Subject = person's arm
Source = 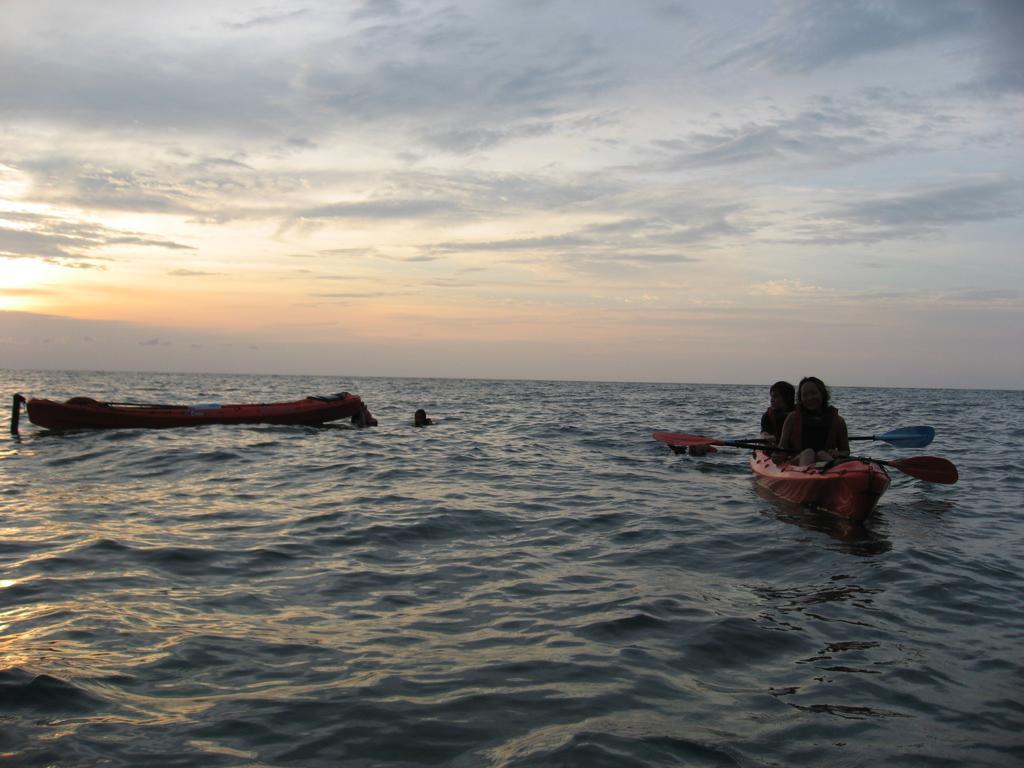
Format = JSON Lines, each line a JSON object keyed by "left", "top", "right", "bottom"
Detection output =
{"left": 836, "top": 416, "right": 849, "bottom": 456}
{"left": 773, "top": 413, "right": 796, "bottom": 463}
{"left": 778, "top": 412, "right": 795, "bottom": 452}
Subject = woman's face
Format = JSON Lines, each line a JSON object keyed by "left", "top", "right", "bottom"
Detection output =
{"left": 800, "top": 381, "right": 823, "bottom": 411}
{"left": 770, "top": 390, "right": 787, "bottom": 410}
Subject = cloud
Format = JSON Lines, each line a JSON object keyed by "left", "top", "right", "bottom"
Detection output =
{"left": 13, "top": 153, "right": 623, "bottom": 232}
{"left": 420, "top": 121, "right": 556, "bottom": 154}
{"left": 1, "top": 39, "right": 284, "bottom": 139}
{"left": 0, "top": 212, "right": 192, "bottom": 265}
{"left": 716, "top": 0, "right": 977, "bottom": 74}
{"left": 749, "top": 279, "right": 827, "bottom": 297}
{"left": 310, "top": 247, "right": 394, "bottom": 261}
{"left": 936, "top": 287, "right": 1022, "bottom": 306}
{"left": 298, "top": 198, "right": 459, "bottom": 220}
{"left": 310, "top": 291, "right": 395, "bottom": 299}
{"left": 714, "top": 1, "right": 1024, "bottom": 97}
{"left": 225, "top": 8, "right": 311, "bottom": 30}
{"left": 808, "top": 178, "right": 1024, "bottom": 244}
{"left": 305, "top": 250, "right": 442, "bottom": 266}
{"left": 742, "top": 282, "right": 1024, "bottom": 314}
{"left": 423, "top": 219, "right": 717, "bottom": 267}
{"left": 0, "top": 225, "right": 106, "bottom": 262}
{"left": 352, "top": 0, "right": 403, "bottom": 20}
{"left": 2, "top": 286, "right": 58, "bottom": 297}
{"left": 276, "top": 169, "right": 625, "bottom": 228}
{"left": 296, "top": 34, "right": 615, "bottom": 140}
{"left": 15, "top": 155, "right": 275, "bottom": 218}
{"left": 968, "top": 0, "right": 1024, "bottom": 94}
{"left": 651, "top": 1, "right": 692, "bottom": 20}
{"left": 0, "top": 0, "right": 627, "bottom": 150}
{"left": 167, "top": 269, "right": 226, "bottom": 276}
{"left": 645, "top": 91, "right": 959, "bottom": 174}
{"left": 839, "top": 178, "right": 1023, "bottom": 228}
{"left": 431, "top": 234, "right": 588, "bottom": 254}
{"left": 759, "top": 177, "right": 1024, "bottom": 247}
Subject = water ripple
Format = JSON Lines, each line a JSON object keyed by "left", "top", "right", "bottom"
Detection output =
{"left": 1, "top": 372, "right": 1021, "bottom": 766}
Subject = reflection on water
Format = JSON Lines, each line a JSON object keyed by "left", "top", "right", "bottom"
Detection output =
{"left": 787, "top": 702, "right": 911, "bottom": 719}
{"left": 753, "top": 483, "right": 892, "bottom": 556}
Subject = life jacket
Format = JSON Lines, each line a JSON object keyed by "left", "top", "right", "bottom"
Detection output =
{"left": 786, "top": 406, "right": 842, "bottom": 451}
{"left": 761, "top": 407, "right": 791, "bottom": 443}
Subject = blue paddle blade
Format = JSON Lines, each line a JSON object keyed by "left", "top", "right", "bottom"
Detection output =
{"left": 876, "top": 426, "right": 935, "bottom": 448}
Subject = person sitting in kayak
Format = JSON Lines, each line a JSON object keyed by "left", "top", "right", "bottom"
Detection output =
{"left": 760, "top": 380, "right": 795, "bottom": 444}
{"left": 414, "top": 408, "right": 433, "bottom": 427}
{"left": 688, "top": 380, "right": 795, "bottom": 457}
{"left": 778, "top": 376, "right": 849, "bottom": 465}
{"left": 692, "top": 380, "right": 794, "bottom": 456}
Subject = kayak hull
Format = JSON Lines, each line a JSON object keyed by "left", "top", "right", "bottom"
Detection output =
{"left": 25, "top": 393, "right": 375, "bottom": 431}
{"left": 750, "top": 450, "right": 890, "bottom": 522}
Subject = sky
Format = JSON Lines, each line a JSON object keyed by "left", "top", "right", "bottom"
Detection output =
{"left": 1, "top": 0, "right": 1022, "bottom": 389}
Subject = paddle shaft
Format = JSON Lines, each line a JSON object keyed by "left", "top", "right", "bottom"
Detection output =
{"left": 848, "top": 426, "right": 935, "bottom": 448}
{"left": 654, "top": 432, "right": 957, "bottom": 484}
{"left": 656, "top": 425, "right": 934, "bottom": 449}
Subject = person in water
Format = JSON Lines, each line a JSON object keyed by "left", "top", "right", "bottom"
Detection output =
{"left": 414, "top": 408, "right": 433, "bottom": 427}
{"left": 778, "top": 376, "right": 849, "bottom": 465}
{"left": 351, "top": 403, "right": 378, "bottom": 427}
{"left": 760, "top": 380, "right": 795, "bottom": 444}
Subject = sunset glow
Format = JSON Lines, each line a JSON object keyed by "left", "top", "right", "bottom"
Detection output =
{"left": 2, "top": 1, "right": 1022, "bottom": 388}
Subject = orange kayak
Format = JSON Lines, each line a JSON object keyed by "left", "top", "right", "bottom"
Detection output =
{"left": 21, "top": 392, "right": 376, "bottom": 431}
{"left": 750, "top": 450, "right": 890, "bottom": 522}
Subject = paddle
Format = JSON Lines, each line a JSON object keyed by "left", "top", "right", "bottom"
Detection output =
{"left": 864, "top": 456, "right": 959, "bottom": 484}
{"left": 848, "top": 426, "right": 934, "bottom": 448}
{"left": 653, "top": 432, "right": 769, "bottom": 451}
{"left": 653, "top": 432, "right": 959, "bottom": 484}
{"left": 655, "top": 425, "right": 935, "bottom": 449}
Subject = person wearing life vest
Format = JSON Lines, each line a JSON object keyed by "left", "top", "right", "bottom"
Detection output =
{"left": 778, "top": 376, "right": 849, "bottom": 466}
{"left": 760, "top": 380, "right": 795, "bottom": 444}
{"left": 690, "top": 380, "right": 794, "bottom": 457}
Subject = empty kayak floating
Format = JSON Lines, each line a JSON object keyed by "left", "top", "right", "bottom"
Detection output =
{"left": 750, "top": 450, "right": 890, "bottom": 522}
{"left": 12, "top": 392, "right": 377, "bottom": 432}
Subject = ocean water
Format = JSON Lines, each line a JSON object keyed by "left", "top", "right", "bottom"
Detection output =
{"left": 1, "top": 369, "right": 1022, "bottom": 767}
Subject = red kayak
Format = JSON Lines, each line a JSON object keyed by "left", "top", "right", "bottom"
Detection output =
{"left": 750, "top": 450, "right": 890, "bottom": 522}
{"left": 16, "top": 392, "right": 376, "bottom": 432}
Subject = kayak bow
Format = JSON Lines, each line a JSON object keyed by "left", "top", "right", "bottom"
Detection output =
{"left": 750, "top": 450, "right": 890, "bottom": 522}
